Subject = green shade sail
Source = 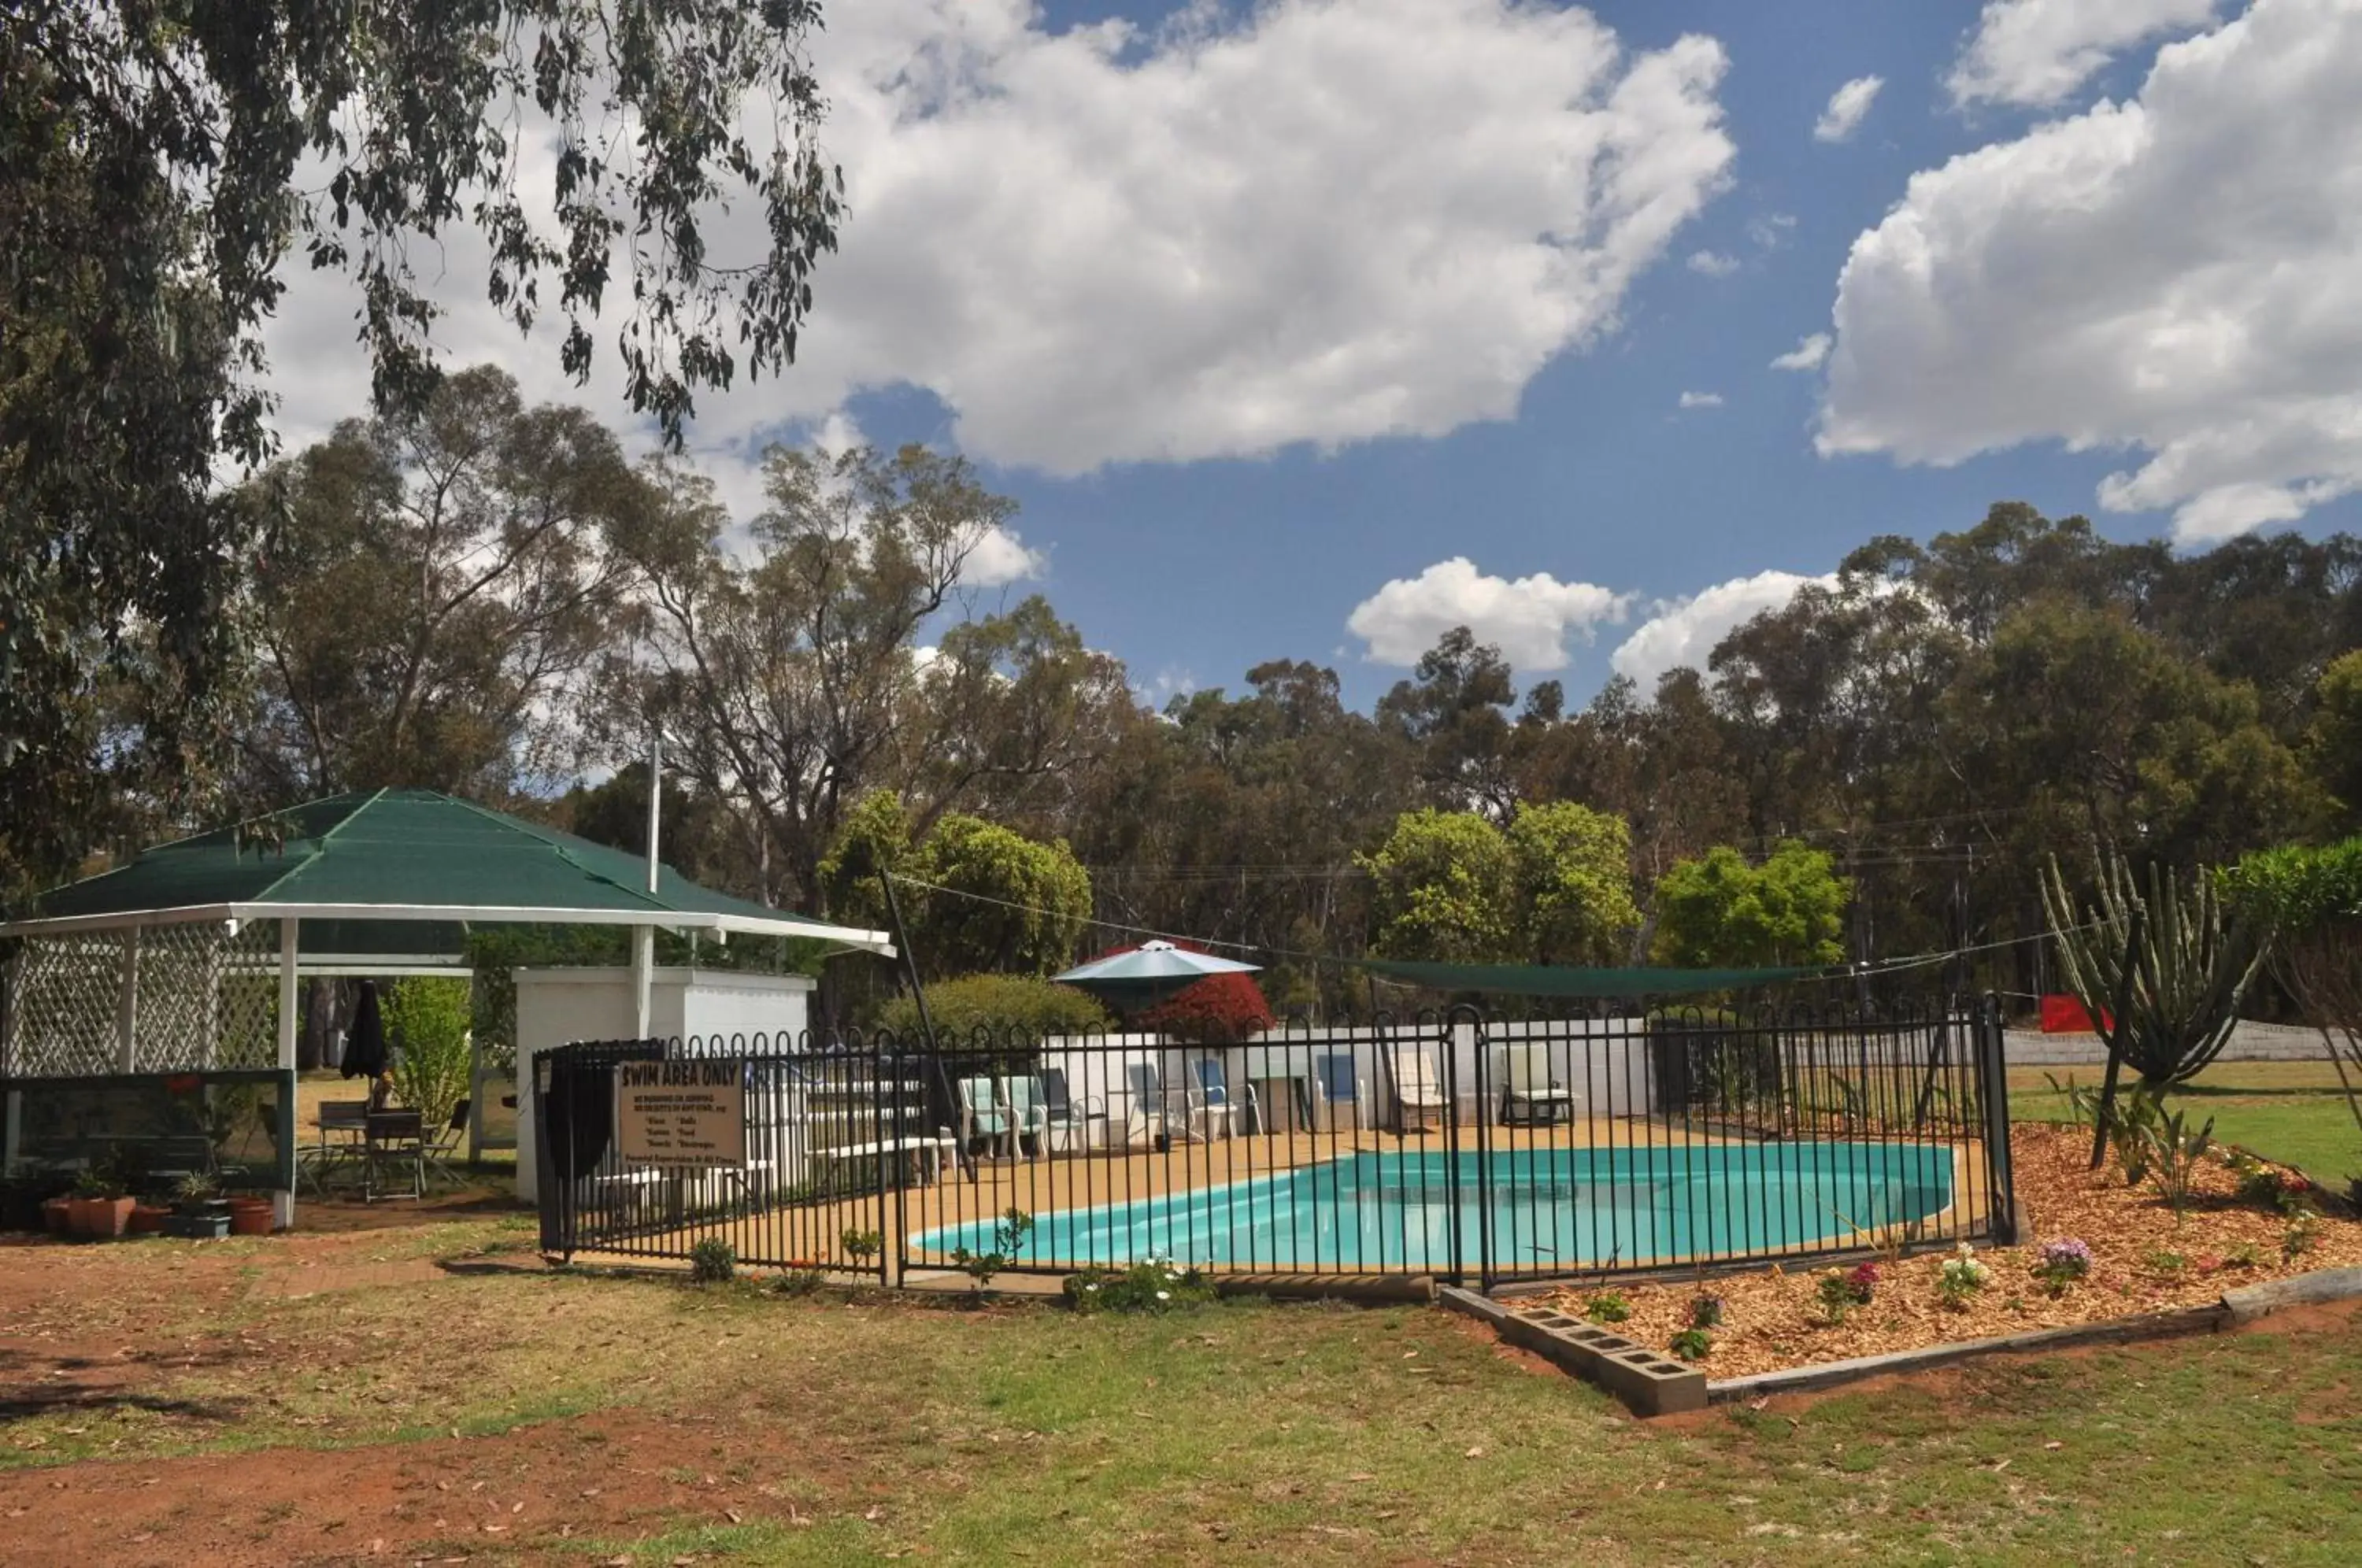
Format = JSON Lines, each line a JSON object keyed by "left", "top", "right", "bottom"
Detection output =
{"left": 1, "top": 788, "right": 893, "bottom": 954}
{"left": 1353, "top": 958, "right": 1829, "bottom": 998}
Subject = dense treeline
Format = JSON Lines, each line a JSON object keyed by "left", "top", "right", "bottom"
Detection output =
{"left": 17, "top": 368, "right": 2362, "bottom": 1019}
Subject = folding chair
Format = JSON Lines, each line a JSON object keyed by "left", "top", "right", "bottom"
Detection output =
{"left": 420, "top": 1099, "right": 470, "bottom": 1190}
{"left": 361, "top": 1110, "right": 424, "bottom": 1202}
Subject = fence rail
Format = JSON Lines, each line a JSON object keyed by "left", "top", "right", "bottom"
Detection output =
{"left": 532, "top": 998, "right": 2015, "bottom": 1290}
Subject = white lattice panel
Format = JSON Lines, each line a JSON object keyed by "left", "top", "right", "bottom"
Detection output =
{"left": 3, "top": 920, "right": 283, "bottom": 1077}
{"left": 3, "top": 935, "right": 125, "bottom": 1076}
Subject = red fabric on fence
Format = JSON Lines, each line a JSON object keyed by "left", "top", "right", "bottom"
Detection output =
{"left": 2041, "top": 994, "right": 2112, "bottom": 1034}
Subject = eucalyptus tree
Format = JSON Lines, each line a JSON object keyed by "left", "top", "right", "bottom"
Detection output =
{"left": 235, "top": 366, "right": 657, "bottom": 802}
{"left": 2, "top": 0, "right": 842, "bottom": 893}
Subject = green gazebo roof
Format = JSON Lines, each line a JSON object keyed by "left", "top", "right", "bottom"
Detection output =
{"left": 0, "top": 789, "right": 891, "bottom": 955}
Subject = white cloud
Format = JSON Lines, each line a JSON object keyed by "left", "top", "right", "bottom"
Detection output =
{"left": 1348, "top": 558, "right": 1635, "bottom": 671}
{"left": 1610, "top": 570, "right": 1833, "bottom": 686}
{"left": 1814, "top": 76, "right": 1885, "bottom": 142}
{"left": 261, "top": 0, "right": 1736, "bottom": 488}
{"left": 1677, "top": 390, "right": 1725, "bottom": 409}
{"left": 1822, "top": 0, "right": 2362, "bottom": 543}
{"left": 1748, "top": 211, "right": 1799, "bottom": 250}
{"left": 1771, "top": 332, "right": 1833, "bottom": 372}
{"left": 962, "top": 525, "right": 1049, "bottom": 587}
{"left": 1688, "top": 249, "right": 1739, "bottom": 276}
{"left": 1948, "top": 0, "right": 2218, "bottom": 109}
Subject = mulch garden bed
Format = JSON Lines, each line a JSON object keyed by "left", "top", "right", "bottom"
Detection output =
{"left": 1527, "top": 1123, "right": 2362, "bottom": 1381}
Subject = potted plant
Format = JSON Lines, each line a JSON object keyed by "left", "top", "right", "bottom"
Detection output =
{"left": 69, "top": 1167, "right": 135, "bottom": 1240}
{"left": 165, "top": 1172, "right": 232, "bottom": 1240}
{"left": 41, "top": 1186, "right": 74, "bottom": 1237}
{"left": 128, "top": 1193, "right": 171, "bottom": 1236}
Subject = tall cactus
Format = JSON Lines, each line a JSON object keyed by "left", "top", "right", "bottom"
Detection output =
{"left": 2042, "top": 852, "right": 2266, "bottom": 1087}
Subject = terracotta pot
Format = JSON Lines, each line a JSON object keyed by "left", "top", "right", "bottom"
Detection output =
{"left": 128, "top": 1204, "right": 168, "bottom": 1237}
{"left": 228, "top": 1200, "right": 275, "bottom": 1237}
{"left": 43, "top": 1196, "right": 73, "bottom": 1237}
{"left": 71, "top": 1196, "right": 135, "bottom": 1239}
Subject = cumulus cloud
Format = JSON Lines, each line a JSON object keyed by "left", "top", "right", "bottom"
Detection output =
{"left": 1688, "top": 249, "right": 1739, "bottom": 276}
{"left": 1771, "top": 333, "right": 1833, "bottom": 372}
{"left": 1347, "top": 558, "right": 1635, "bottom": 671}
{"left": 1948, "top": 0, "right": 2218, "bottom": 109}
{"left": 962, "top": 525, "right": 1049, "bottom": 587}
{"left": 1609, "top": 570, "right": 1833, "bottom": 687}
{"left": 262, "top": 0, "right": 1736, "bottom": 491}
{"left": 1814, "top": 76, "right": 1885, "bottom": 142}
{"left": 1822, "top": 0, "right": 2362, "bottom": 543}
{"left": 1677, "top": 390, "right": 1725, "bottom": 409}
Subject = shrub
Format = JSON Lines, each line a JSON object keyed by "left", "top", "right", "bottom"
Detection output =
{"left": 689, "top": 1237, "right": 735, "bottom": 1285}
{"left": 950, "top": 1207, "right": 1034, "bottom": 1294}
{"left": 384, "top": 976, "right": 474, "bottom": 1132}
{"left": 876, "top": 974, "right": 1112, "bottom": 1042}
{"left": 840, "top": 1228, "right": 883, "bottom": 1267}
{"left": 1584, "top": 1290, "right": 1631, "bottom": 1325}
{"left": 1668, "top": 1327, "right": 1713, "bottom": 1362}
{"left": 773, "top": 1267, "right": 827, "bottom": 1297}
{"left": 1937, "top": 1244, "right": 1990, "bottom": 1309}
{"left": 2231, "top": 1155, "right": 2317, "bottom": 1219}
{"left": 2032, "top": 1238, "right": 2093, "bottom": 1294}
{"left": 1687, "top": 1294, "right": 1725, "bottom": 1330}
{"left": 1064, "top": 1257, "right": 1217, "bottom": 1315}
{"left": 1123, "top": 960, "right": 1275, "bottom": 1045}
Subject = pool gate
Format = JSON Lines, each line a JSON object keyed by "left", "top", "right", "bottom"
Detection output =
{"left": 531, "top": 997, "right": 2016, "bottom": 1290}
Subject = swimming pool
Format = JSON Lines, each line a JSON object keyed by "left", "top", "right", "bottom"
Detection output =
{"left": 915, "top": 1142, "right": 1958, "bottom": 1274}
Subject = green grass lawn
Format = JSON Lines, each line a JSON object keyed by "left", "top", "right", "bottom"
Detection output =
{"left": 7, "top": 1232, "right": 2362, "bottom": 1565}
{"left": 2009, "top": 1060, "right": 2362, "bottom": 1185}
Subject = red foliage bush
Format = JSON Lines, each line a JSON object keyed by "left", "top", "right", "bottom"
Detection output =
{"left": 1094, "top": 941, "right": 1275, "bottom": 1044}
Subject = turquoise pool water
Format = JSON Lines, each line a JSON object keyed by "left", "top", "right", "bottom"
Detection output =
{"left": 916, "top": 1143, "right": 1957, "bottom": 1273}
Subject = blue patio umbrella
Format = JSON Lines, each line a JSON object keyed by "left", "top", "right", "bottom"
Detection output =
{"left": 1051, "top": 940, "right": 1263, "bottom": 1011}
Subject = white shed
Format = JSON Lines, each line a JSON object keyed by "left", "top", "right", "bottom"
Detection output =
{"left": 513, "top": 966, "right": 815, "bottom": 1203}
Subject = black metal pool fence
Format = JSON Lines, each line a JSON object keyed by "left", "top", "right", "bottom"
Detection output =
{"left": 533, "top": 997, "right": 2016, "bottom": 1291}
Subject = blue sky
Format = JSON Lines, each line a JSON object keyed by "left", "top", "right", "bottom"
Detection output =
{"left": 264, "top": 0, "right": 2362, "bottom": 712}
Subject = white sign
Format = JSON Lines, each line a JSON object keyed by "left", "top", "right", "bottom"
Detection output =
{"left": 616, "top": 1057, "right": 746, "bottom": 1167}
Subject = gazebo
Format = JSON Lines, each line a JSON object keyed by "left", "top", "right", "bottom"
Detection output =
{"left": 0, "top": 790, "right": 892, "bottom": 1225}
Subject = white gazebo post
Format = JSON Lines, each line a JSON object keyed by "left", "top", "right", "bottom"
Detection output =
{"left": 116, "top": 927, "right": 141, "bottom": 1072}
{"left": 275, "top": 918, "right": 300, "bottom": 1230}
{"left": 633, "top": 734, "right": 661, "bottom": 1040}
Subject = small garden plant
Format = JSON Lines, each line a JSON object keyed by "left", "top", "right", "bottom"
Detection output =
{"left": 1936, "top": 1244, "right": 1989, "bottom": 1309}
{"left": 950, "top": 1207, "right": 1034, "bottom": 1295}
{"left": 840, "top": 1227, "right": 883, "bottom": 1269}
{"left": 772, "top": 1267, "right": 827, "bottom": 1296}
{"left": 689, "top": 1237, "right": 735, "bottom": 1285}
{"left": 2032, "top": 1237, "right": 2093, "bottom": 1295}
{"left": 1584, "top": 1290, "right": 1631, "bottom": 1325}
{"left": 1064, "top": 1257, "right": 1216, "bottom": 1315}
{"left": 1686, "top": 1294, "right": 1724, "bottom": 1331}
{"left": 2283, "top": 1211, "right": 2321, "bottom": 1261}
{"left": 2143, "top": 1104, "right": 2216, "bottom": 1215}
{"left": 1668, "top": 1326, "right": 1712, "bottom": 1362}
{"left": 1817, "top": 1263, "right": 1877, "bottom": 1325}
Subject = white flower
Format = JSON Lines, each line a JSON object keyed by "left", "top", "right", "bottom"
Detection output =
{"left": 1156, "top": 1290, "right": 1171, "bottom": 1300}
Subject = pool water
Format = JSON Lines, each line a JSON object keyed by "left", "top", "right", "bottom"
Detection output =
{"left": 916, "top": 1142, "right": 1957, "bottom": 1273}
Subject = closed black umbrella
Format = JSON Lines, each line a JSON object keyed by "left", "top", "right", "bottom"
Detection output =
{"left": 342, "top": 980, "right": 390, "bottom": 1081}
